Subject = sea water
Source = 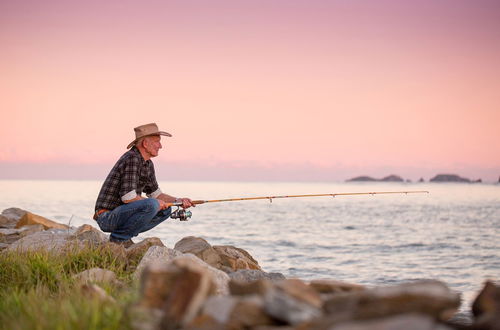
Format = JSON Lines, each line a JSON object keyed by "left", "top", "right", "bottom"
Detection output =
{"left": 1, "top": 180, "right": 499, "bottom": 315}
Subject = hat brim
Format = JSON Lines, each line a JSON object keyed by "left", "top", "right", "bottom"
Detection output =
{"left": 126, "top": 131, "right": 172, "bottom": 149}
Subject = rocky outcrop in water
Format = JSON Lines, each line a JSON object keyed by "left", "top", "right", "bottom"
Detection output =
{"left": 429, "top": 174, "right": 479, "bottom": 183}
{"left": 346, "top": 174, "right": 405, "bottom": 182}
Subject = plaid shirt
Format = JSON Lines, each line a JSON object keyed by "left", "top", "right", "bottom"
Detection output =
{"left": 95, "top": 147, "right": 160, "bottom": 211}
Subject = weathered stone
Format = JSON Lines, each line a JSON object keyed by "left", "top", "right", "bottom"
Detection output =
{"left": 0, "top": 242, "right": 9, "bottom": 250}
{"left": 127, "top": 305, "right": 164, "bottom": 330}
{"left": 171, "top": 254, "right": 230, "bottom": 296}
{"left": 16, "top": 211, "right": 68, "bottom": 230}
{"left": 186, "top": 314, "right": 224, "bottom": 330}
{"left": 1, "top": 207, "right": 27, "bottom": 227}
{"left": 73, "top": 268, "right": 119, "bottom": 286}
{"left": 160, "top": 256, "right": 217, "bottom": 329}
{"left": 229, "top": 278, "right": 273, "bottom": 296}
{"left": 309, "top": 279, "right": 365, "bottom": 294}
{"left": 228, "top": 269, "right": 286, "bottom": 283}
{"left": 200, "top": 295, "right": 239, "bottom": 324}
{"left": 228, "top": 295, "right": 276, "bottom": 329}
{"left": 0, "top": 224, "right": 45, "bottom": 244}
{"left": 6, "top": 229, "right": 80, "bottom": 254}
{"left": 331, "top": 313, "right": 452, "bottom": 330}
{"left": 174, "top": 236, "right": 222, "bottom": 269}
{"left": 0, "top": 214, "right": 16, "bottom": 228}
{"left": 471, "top": 280, "right": 500, "bottom": 330}
{"left": 138, "top": 262, "right": 175, "bottom": 309}
{"left": 212, "top": 245, "right": 261, "bottom": 272}
{"left": 73, "top": 224, "right": 107, "bottom": 245}
{"left": 126, "top": 237, "right": 165, "bottom": 265}
{"left": 323, "top": 280, "right": 461, "bottom": 323}
{"left": 134, "top": 246, "right": 183, "bottom": 278}
{"left": 80, "top": 283, "right": 115, "bottom": 303}
{"left": 264, "top": 279, "right": 323, "bottom": 325}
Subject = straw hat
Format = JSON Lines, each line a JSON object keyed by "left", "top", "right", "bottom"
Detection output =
{"left": 127, "top": 123, "right": 172, "bottom": 149}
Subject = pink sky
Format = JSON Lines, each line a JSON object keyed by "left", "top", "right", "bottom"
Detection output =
{"left": 1, "top": 0, "right": 499, "bottom": 182}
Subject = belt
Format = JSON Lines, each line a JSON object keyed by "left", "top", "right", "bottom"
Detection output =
{"left": 93, "top": 209, "right": 109, "bottom": 220}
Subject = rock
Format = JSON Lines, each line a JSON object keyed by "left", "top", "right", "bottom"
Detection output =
{"left": 323, "top": 280, "right": 461, "bottom": 323}
{"left": 228, "top": 295, "right": 276, "bottom": 329}
{"left": 229, "top": 278, "right": 273, "bottom": 296}
{"left": 1, "top": 207, "right": 27, "bottom": 228}
{"left": 309, "top": 279, "right": 365, "bottom": 294}
{"left": 0, "top": 215, "right": 16, "bottom": 229}
{"left": 73, "top": 224, "right": 107, "bottom": 246}
{"left": 471, "top": 280, "right": 500, "bottom": 329}
{"left": 174, "top": 236, "right": 262, "bottom": 273}
{"left": 0, "top": 224, "right": 44, "bottom": 244}
{"left": 171, "top": 254, "right": 230, "bottom": 296}
{"left": 73, "top": 268, "right": 119, "bottom": 286}
{"left": 134, "top": 246, "right": 183, "bottom": 278}
{"left": 126, "top": 237, "right": 165, "bottom": 265}
{"left": 174, "top": 236, "right": 222, "bottom": 269}
{"left": 380, "top": 175, "right": 404, "bottom": 182}
{"left": 418, "top": 178, "right": 425, "bottom": 182}
{"left": 159, "top": 256, "right": 217, "bottom": 329}
{"left": 127, "top": 304, "right": 165, "bottom": 330}
{"left": 7, "top": 229, "right": 77, "bottom": 254}
{"left": 16, "top": 211, "right": 69, "bottom": 230}
{"left": 80, "top": 283, "right": 116, "bottom": 303}
{"left": 199, "top": 295, "right": 239, "bottom": 324}
{"left": 346, "top": 176, "right": 377, "bottom": 182}
{"left": 0, "top": 242, "right": 9, "bottom": 250}
{"left": 331, "top": 313, "right": 452, "bottom": 330}
{"left": 212, "top": 245, "right": 261, "bottom": 272}
{"left": 429, "top": 174, "right": 471, "bottom": 183}
{"left": 228, "top": 269, "right": 286, "bottom": 283}
{"left": 263, "top": 279, "right": 323, "bottom": 325}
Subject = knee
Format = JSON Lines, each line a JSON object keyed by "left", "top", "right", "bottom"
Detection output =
{"left": 142, "top": 198, "right": 160, "bottom": 213}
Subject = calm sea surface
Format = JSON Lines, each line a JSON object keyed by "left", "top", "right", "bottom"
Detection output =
{"left": 1, "top": 180, "right": 499, "bottom": 314}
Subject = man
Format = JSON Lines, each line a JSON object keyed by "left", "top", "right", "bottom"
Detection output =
{"left": 94, "top": 123, "right": 194, "bottom": 247}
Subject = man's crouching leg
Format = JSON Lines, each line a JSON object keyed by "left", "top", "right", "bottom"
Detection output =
{"left": 97, "top": 198, "right": 164, "bottom": 245}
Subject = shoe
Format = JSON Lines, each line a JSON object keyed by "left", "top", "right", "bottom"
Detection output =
{"left": 109, "top": 237, "right": 134, "bottom": 248}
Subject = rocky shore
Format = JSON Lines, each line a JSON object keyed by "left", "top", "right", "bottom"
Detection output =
{"left": 1, "top": 207, "right": 499, "bottom": 330}
{"left": 346, "top": 173, "right": 487, "bottom": 183}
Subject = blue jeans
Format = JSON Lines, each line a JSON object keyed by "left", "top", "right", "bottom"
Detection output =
{"left": 96, "top": 198, "right": 172, "bottom": 241}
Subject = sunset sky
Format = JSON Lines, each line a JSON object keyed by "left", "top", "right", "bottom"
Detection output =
{"left": 1, "top": 0, "right": 499, "bottom": 182}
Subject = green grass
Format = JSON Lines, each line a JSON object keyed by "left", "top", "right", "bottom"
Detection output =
{"left": 0, "top": 245, "right": 143, "bottom": 330}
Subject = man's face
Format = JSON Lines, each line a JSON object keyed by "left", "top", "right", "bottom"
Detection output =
{"left": 144, "top": 135, "right": 162, "bottom": 157}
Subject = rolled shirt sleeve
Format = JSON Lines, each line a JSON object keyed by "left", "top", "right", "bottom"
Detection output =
{"left": 119, "top": 155, "right": 140, "bottom": 198}
{"left": 121, "top": 190, "right": 138, "bottom": 202}
{"left": 147, "top": 187, "right": 162, "bottom": 198}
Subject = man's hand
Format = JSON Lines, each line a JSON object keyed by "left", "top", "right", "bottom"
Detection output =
{"left": 157, "top": 199, "right": 170, "bottom": 210}
{"left": 177, "top": 198, "right": 195, "bottom": 209}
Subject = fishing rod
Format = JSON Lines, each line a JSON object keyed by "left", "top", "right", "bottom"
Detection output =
{"left": 169, "top": 190, "right": 429, "bottom": 221}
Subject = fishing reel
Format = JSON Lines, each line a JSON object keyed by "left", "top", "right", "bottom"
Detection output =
{"left": 171, "top": 207, "right": 192, "bottom": 221}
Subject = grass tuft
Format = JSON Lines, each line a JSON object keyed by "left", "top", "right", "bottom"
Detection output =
{"left": 0, "top": 244, "right": 141, "bottom": 330}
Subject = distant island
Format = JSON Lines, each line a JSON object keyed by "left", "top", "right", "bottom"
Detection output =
{"left": 429, "top": 174, "right": 481, "bottom": 183}
{"left": 347, "top": 175, "right": 405, "bottom": 182}
{"left": 346, "top": 173, "right": 484, "bottom": 183}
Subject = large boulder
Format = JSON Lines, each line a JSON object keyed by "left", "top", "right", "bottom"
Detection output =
{"left": 16, "top": 211, "right": 69, "bottom": 230}
{"left": 322, "top": 280, "right": 461, "bottom": 323}
{"left": 263, "top": 278, "right": 323, "bottom": 325}
{"left": 212, "top": 245, "right": 261, "bottom": 272}
{"left": 134, "top": 246, "right": 183, "bottom": 279}
{"left": 173, "top": 236, "right": 262, "bottom": 272}
{"left": 471, "top": 280, "right": 500, "bottom": 329}
{"left": 0, "top": 224, "right": 44, "bottom": 244}
{"left": 6, "top": 224, "right": 104, "bottom": 254}
{"left": 126, "top": 237, "right": 165, "bottom": 266}
{"left": 0, "top": 207, "right": 27, "bottom": 228}
{"left": 138, "top": 256, "right": 217, "bottom": 329}
{"left": 174, "top": 236, "right": 222, "bottom": 269}
{"left": 171, "top": 254, "right": 230, "bottom": 296}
